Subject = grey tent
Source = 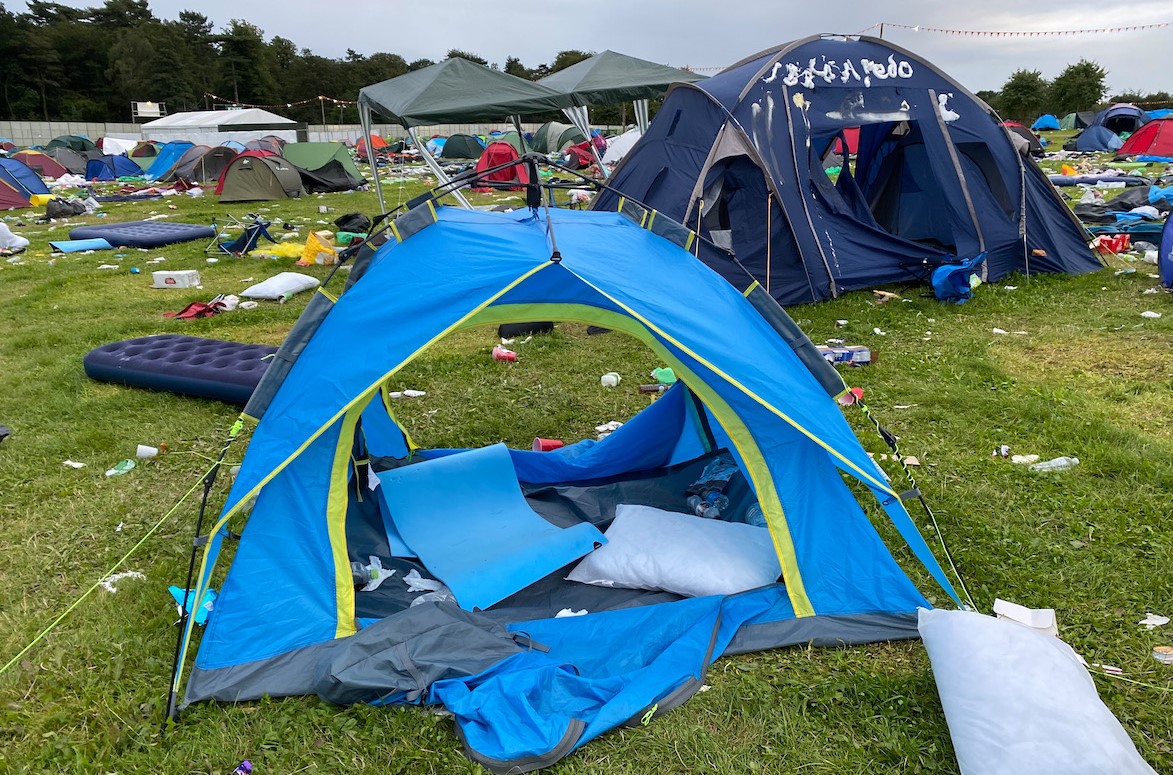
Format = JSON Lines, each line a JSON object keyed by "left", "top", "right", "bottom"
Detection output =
{"left": 538, "top": 50, "right": 707, "bottom": 174}
{"left": 358, "top": 57, "right": 574, "bottom": 210}
{"left": 1060, "top": 111, "right": 1096, "bottom": 131}
{"left": 46, "top": 147, "right": 87, "bottom": 175}
{"left": 283, "top": 142, "right": 365, "bottom": 192}
{"left": 531, "top": 121, "right": 586, "bottom": 154}
{"left": 217, "top": 153, "right": 304, "bottom": 202}
{"left": 169, "top": 145, "right": 238, "bottom": 184}
{"left": 437, "top": 134, "right": 484, "bottom": 160}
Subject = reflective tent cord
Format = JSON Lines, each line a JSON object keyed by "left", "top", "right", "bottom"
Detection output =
{"left": 0, "top": 461, "right": 217, "bottom": 678}
{"left": 854, "top": 397, "right": 977, "bottom": 611}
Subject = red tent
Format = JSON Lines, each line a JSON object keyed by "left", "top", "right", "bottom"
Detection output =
{"left": 1117, "top": 118, "right": 1173, "bottom": 157}
{"left": 471, "top": 141, "right": 528, "bottom": 191}
{"left": 11, "top": 150, "right": 68, "bottom": 179}
{"left": 214, "top": 149, "right": 276, "bottom": 195}
{"left": 355, "top": 134, "right": 389, "bottom": 161}
{"left": 0, "top": 179, "right": 31, "bottom": 209}
{"left": 831, "top": 127, "right": 859, "bottom": 156}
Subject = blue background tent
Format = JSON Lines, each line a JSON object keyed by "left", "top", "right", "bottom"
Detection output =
{"left": 594, "top": 34, "right": 1100, "bottom": 304}
{"left": 1031, "top": 114, "right": 1060, "bottom": 131}
{"left": 144, "top": 140, "right": 194, "bottom": 180}
{"left": 1160, "top": 214, "right": 1173, "bottom": 288}
{"left": 1074, "top": 125, "right": 1125, "bottom": 152}
{"left": 172, "top": 205, "right": 959, "bottom": 768}
{"left": 1091, "top": 103, "right": 1149, "bottom": 135}
{"left": 85, "top": 154, "right": 142, "bottom": 181}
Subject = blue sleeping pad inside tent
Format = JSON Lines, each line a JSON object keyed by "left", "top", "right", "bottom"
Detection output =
{"left": 83, "top": 335, "right": 277, "bottom": 404}
{"left": 376, "top": 443, "right": 605, "bottom": 611}
{"left": 68, "top": 220, "right": 215, "bottom": 248}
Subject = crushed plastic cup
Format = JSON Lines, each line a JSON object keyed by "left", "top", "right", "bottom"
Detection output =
{"left": 105, "top": 459, "right": 136, "bottom": 477}
{"left": 136, "top": 444, "right": 159, "bottom": 459}
{"left": 532, "top": 437, "right": 565, "bottom": 452}
{"left": 492, "top": 345, "right": 517, "bottom": 362}
{"left": 600, "top": 372, "right": 621, "bottom": 388}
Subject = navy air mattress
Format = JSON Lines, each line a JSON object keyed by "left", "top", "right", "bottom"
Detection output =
{"left": 83, "top": 334, "right": 276, "bottom": 404}
{"left": 69, "top": 220, "right": 215, "bottom": 248}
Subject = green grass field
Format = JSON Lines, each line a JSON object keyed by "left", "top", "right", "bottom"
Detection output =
{"left": 0, "top": 158, "right": 1170, "bottom": 774}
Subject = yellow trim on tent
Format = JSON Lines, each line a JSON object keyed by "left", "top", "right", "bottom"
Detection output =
{"left": 462, "top": 301, "right": 815, "bottom": 618}
{"left": 743, "top": 280, "right": 760, "bottom": 297}
{"left": 329, "top": 408, "right": 361, "bottom": 639}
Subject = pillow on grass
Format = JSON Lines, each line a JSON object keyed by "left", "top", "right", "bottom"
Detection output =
{"left": 566, "top": 504, "right": 780, "bottom": 598}
{"left": 241, "top": 272, "right": 320, "bottom": 300}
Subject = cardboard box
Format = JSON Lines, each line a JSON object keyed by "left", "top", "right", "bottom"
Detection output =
{"left": 151, "top": 270, "right": 201, "bottom": 289}
{"left": 816, "top": 344, "right": 873, "bottom": 365}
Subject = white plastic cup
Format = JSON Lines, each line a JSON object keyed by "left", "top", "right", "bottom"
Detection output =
{"left": 136, "top": 444, "right": 159, "bottom": 459}
{"left": 600, "top": 372, "right": 621, "bottom": 388}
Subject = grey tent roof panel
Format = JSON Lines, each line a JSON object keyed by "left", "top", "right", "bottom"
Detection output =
{"left": 537, "top": 50, "right": 707, "bottom": 106}
{"left": 358, "top": 58, "right": 572, "bottom": 127}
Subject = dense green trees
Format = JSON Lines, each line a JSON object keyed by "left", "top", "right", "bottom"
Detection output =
{"left": 979, "top": 58, "right": 1170, "bottom": 120}
{"left": 0, "top": 0, "right": 623, "bottom": 124}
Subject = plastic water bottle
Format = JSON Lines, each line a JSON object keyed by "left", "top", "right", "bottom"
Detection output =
{"left": 1029, "top": 456, "right": 1080, "bottom": 472}
{"left": 687, "top": 490, "right": 729, "bottom": 518}
{"left": 743, "top": 503, "right": 768, "bottom": 528}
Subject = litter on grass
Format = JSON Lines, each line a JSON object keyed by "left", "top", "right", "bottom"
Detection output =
{"left": 99, "top": 570, "right": 145, "bottom": 593}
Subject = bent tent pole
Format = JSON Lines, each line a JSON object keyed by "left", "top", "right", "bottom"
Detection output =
{"left": 408, "top": 127, "right": 472, "bottom": 209}
{"left": 634, "top": 99, "right": 650, "bottom": 134}
{"left": 359, "top": 103, "right": 385, "bottom": 215}
{"left": 561, "top": 104, "right": 609, "bottom": 178}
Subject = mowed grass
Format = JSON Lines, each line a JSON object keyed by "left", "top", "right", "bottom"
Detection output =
{"left": 0, "top": 159, "right": 1171, "bottom": 774}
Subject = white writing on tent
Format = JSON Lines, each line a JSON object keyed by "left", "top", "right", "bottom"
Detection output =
{"left": 762, "top": 56, "right": 915, "bottom": 89}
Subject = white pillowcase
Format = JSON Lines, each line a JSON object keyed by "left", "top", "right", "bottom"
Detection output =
{"left": 240, "top": 271, "right": 320, "bottom": 300}
{"left": 566, "top": 503, "right": 780, "bottom": 598}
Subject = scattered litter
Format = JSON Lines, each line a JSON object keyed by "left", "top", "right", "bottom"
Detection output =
{"left": 99, "top": 570, "right": 145, "bottom": 593}
{"left": 993, "top": 598, "right": 1059, "bottom": 637}
{"left": 872, "top": 327, "right": 886, "bottom": 336}
{"left": 556, "top": 608, "right": 589, "bottom": 617}
{"left": 1029, "top": 456, "right": 1079, "bottom": 472}
{"left": 651, "top": 367, "right": 677, "bottom": 384}
{"left": 1143, "top": 288, "right": 1160, "bottom": 294}
{"left": 893, "top": 404, "right": 917, "bottom": 410}
{"left": 992, "top": 327, "right": 1008, "bottom": 335}
{"left": 595, "top": 420, "right": 623, "bottom": 433}
{"left": 206, "top": 257, "right": 219, "bottom": 264}
{"left": 872, "top": 290, "right": 902, "bottom": 303}
{"left": 1011, "top": 454, "right": 1040, "bottom": 465}
{"left": 836, "top": 386, "right": 864, "bottom": 406}
{"left": 1139, "top": 613, "right": 1169, "bottom": 630}
{"left": 1012, "top": 331, "right": 1028, "bottom": 335}
{"left": 231, "top": 760, "right": 252, "bottom": 775}
{"left": 600, "top": 371, "right": 621, "bottom": 387}
{"left": 1002, "top": 285, "right": 1018, "bottom": 290}
{"left": 169, "top": 585, "right": 217, "bottom": 625}
{"left": 500, "top": 337, "right": 515, "bottom": 345}
{"left": 388, "top": 389, "right": 426, "bottom": 399}
{"left": 97, "top": 264, "right": 120, "bottom": 270}
{"left": 136, "top": 444, "right": 160, "bottom": 459}
{"left": 992, "top": 445, "right": 1011, "bottom": 458}
{"left": 491, "top": 344, "right": 517, "bottom": 362}
{"left": 1092, "top": 662, "right": 1123, "bottom": 675}
{"left": 403, "top": 569, "right": 453, "bottom": 606}
{"left": 115, "top": 522, "right": 123, "bottom": 533}
{"left": 105, "top": 459, "right": 135, "bottom": 477}
{"left": 62, "top": 460, "right": 86, "bottom": 469}
{"left": 1141, "top": 311, "right": 1162, "bottom": 319}
{"left": 1153, "top": 646, "right": 1173, "bottom": 665}
{"left": 238, "top": 301, "right": 258, "bottom": 310}
{"left": 1114, "top": 268, "right": 1136, "bottom": 276}
{"left": 825, "top": 338, "right": 845, "bottom": 345}
{"left": 835, "top": 319, "right": 848, "bottom": 327}
{"left": 352, "top": 556, "right": 395, "bottom": 592}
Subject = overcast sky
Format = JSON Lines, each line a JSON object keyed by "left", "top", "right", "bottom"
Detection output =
{"left": 16, "top": 1, "right": 1171, "bottom": 96}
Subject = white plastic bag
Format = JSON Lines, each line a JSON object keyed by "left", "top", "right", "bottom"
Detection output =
{"left": 0, "top": 222, "right": 30, "bottom": 251}
{"left": 240, "top": 271, "right": 320, "bottom": 300}
{"left": 918, "top": 608, "right": 1156, "bottom": 775}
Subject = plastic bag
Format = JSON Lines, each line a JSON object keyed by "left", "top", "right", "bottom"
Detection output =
{"left": 918, "top": 608, "right": 1157, "bottom": 775}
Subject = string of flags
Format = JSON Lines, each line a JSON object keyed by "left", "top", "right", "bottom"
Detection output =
{"left": 855, "top": 21, "right": 1169, "bottom": 38}
{"left": 202, "top": 92, "right": 358, "bottom": 109}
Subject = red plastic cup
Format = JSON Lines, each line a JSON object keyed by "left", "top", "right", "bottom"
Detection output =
{"left": 492, "top": 345, "right": 517, "bottom": 362}
{"left": 532, "top": 437, "right": 565, "bottom": 452}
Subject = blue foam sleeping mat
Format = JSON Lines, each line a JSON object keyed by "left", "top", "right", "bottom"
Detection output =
{"left": 83, "top": 334, "right": 276, "bottom": 404}
{"left": 69, "top": 220, "right": 215, "bottom": 249}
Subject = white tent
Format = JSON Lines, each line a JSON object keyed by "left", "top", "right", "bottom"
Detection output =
{"left": 142, "top": 109, "right": 301, "bottom": 145}
{"left": 602, "top": 127, "right": 642, "bottom": 166}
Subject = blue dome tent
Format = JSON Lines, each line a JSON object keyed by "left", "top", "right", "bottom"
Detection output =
{"left": 1031, "top": 114, "right": 1060, "bottom": 131}
{"left": 168, "top": 201, "right": 963, "bottom": 770}
{"left": 595, "top": 34, "right": 1101, "bottom": 304}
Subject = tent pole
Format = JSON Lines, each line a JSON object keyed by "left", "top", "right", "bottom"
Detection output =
{"left": 360, "top": 103, "right": 385, "bottom": 215}
{"left": 410, "top": 127, "right": 472, "bottom": 209}
{"left": 562, "top": 105, "right": 609, "bottom": 178}
{"left": 510, "top": 115, "right": 530, "bottom": 153}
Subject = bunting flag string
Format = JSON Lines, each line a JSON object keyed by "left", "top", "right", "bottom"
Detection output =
{"left": 202, "top": 92, "right": 358, "bottom": 109}
{"left": 854, "top": 21, "right": 1168, "bottom": 38}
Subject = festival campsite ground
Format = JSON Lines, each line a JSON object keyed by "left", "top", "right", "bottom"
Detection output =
{"left": 0, "top": 147, "right": 1170, "bottom": 773}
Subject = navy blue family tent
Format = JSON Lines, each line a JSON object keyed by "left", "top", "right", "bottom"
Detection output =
{"left": 1031, "top": 114, "right": 1060, "bottom": 131}
{"left": 170, "top": 202, "right": 961, "bottom": 770}
{"left": 595, "top": 34, "right": 1101, "bottom": 305}
{"left": 85, "top": 154, "right": 142, "bottom": 181}
{"left": 1072, "top": 125, "right": 1125, "bottom": 152}
{"left": 1091, "top": 103, "right": 1149, "bottom": 136}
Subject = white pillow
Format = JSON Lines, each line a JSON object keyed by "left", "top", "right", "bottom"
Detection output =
{"left": 241, "top": 271, "right": 320, "bottom": 300}
{"left": 566, "top": 504, "right": 780, "bottom": 598}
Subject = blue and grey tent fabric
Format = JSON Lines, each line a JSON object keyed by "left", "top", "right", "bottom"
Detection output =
{"left": 1031, "top": 114, "right": 1060, "bottom": 131}
{"left": 144, "top": 141, "right": 194, "bottom": 181}
{"left": 1160, "top": 212, "right": 1173, "bottom": 288}
{"left": 594, "top": 34, "right": 1101, "bottom": 305}
{"left": 1074, "top": 125, "right": 1125, "bottom": 152}
{"left": 1091, "top": 103, "right": 1149, "bottom": 135}
{"left": 84, "top": 154, "right": 143, "bottom": 181}
{"left": 0, "top": 158, "right": 49, "bottom": 197}
{"left": 172, "top": 205, "right": 959, "bottom": 769}
{"left": 1060, "top": 111, "right": 1096, "bottom": 131}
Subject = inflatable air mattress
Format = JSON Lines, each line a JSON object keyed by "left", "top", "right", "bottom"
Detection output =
{"left": 83, "top": 334, "right": 276, "bottom": 404}
{"left": 69, "top": 220, "right": 215, "bottom": 248}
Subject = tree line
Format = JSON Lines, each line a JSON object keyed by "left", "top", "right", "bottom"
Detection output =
{"left": 977, "top": 59, "right": 1172, "bottom": 123}
{"left": 0, "top": 0, "right": 615, "bottom": 125}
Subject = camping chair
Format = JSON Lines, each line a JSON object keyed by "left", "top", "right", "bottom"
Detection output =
{"left": 929, "top": 252, "right": 987, "bottom": 304}
{"left": 207, "top": 213, "right": 278, "bottom": 256}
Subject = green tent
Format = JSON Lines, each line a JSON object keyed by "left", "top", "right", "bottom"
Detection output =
{"left": 532, "top": 121, "right": 586, "bottom": 154}
{"left": 282, "top": 142, "right": 363, "bottom": 180}
{"left": 490, "top": 130, "right": 524, "bottom": 154}
{"left": 218, "top": 154, "right": 305, "bottom": 202}
{"left": 438, "top": 134, "right": 484, "bottom": 160}
{"left": 538, "top": 50, "right": 706, "bottom": 105}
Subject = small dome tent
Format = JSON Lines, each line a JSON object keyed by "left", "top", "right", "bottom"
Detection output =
{"left": 216, "top": 151, "right": 305, "bottom": 202}
{"left": 1031, "top": 114, "right": 1060, "bottom": 131}
{"left": 437, "top": 133, "right": 485, "bottom": 160}
{"left": 1091, "top": 104, "right": 1148, "bottom": 136}
{"left": 596, "top": 34, "right": 1101, "bottom": 304}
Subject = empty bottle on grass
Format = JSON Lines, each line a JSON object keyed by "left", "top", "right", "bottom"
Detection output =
{"left": 1029, "top": 456, "right": 1079, "bottom": 472}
